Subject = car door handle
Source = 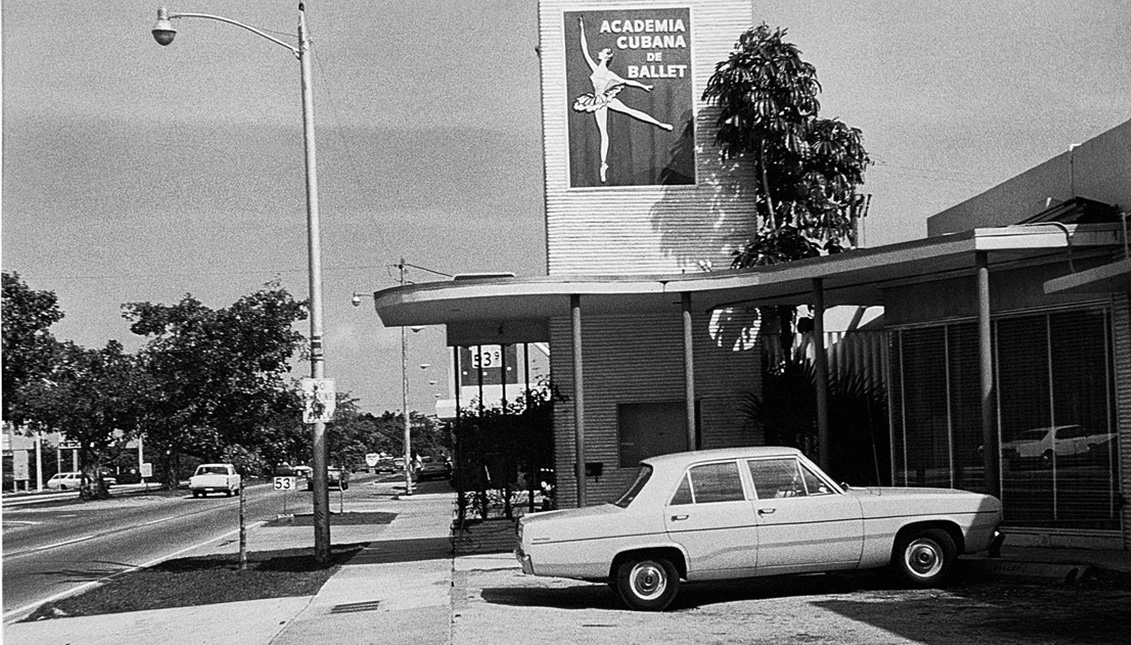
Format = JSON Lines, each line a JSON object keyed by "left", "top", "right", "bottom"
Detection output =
{"left": 758, "top": 508, "right": 776, "bottom": 515}
{"left": 670, "top": 514, "right": 689, "bottom": 521}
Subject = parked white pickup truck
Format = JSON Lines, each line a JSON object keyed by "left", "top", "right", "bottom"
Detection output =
{"left": 189, "top": 463, "right": 241, "bottom": 498}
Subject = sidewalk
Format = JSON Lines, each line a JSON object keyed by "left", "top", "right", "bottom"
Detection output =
{"left": 6, "top": 487, "right": 1131, "bottom": 645}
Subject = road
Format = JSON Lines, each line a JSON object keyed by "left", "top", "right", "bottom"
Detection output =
{"left": 1, "top": 477, "right": 368, "bottom": 620}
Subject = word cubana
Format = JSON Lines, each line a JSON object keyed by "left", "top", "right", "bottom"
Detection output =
{"left": 598, "top": 18, "right": 689, "bottom": 50}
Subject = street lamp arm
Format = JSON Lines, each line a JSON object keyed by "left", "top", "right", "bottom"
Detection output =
{"left": 165, "top": 10, "right": 300, "bottom": 57}
{"left": 400, "top": 261, "right": 454, "bottom": 278}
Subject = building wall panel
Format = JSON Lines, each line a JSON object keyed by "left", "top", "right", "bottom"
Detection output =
{"left": 549, "top": 309, "right": 759, "bottom": 507}
{"left": 539, "top": 0, "right": 758, "bottom": 276}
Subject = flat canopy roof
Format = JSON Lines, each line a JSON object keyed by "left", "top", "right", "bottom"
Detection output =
{"left": 372, "top": 224, "right": 1124, "bottom": 330}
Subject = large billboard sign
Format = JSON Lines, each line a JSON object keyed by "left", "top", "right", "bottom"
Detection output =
{"left": 565, "top": 7, "right": 695, "bottom": 188}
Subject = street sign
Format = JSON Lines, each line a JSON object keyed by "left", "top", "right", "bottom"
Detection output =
{"left": 273, "top": 476, "right": 297, "bottom": 491}
{"left": 301, "top": 378, "right": 336, "bottom": 424}
{"left": 140, "top": 462, "right": 153, "bottom": 478}
{"left": 365, "top": 452, "right": 380, "bottom": 467}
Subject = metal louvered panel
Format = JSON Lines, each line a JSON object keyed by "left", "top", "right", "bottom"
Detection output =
{"left": 1113, "top": 293, "right": 1131, "bottom": 549}
{"left": 539, "top": 0, "right": 758, "bottom": 277}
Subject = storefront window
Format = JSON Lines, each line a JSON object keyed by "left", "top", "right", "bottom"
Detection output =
{"left": 893, "top": 307, "right": 1119, "bottom": 532}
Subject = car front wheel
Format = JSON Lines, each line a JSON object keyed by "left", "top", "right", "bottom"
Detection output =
{"left": 894, "top": 528, "right": 956, "bottom": 587}
{"left": 615, "top": 555, "right": 679, "bottom": 611}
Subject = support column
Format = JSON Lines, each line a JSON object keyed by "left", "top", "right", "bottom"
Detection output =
{"left": 682, "top": 293, "right": 698, "bottom": 451}
{"left": 571, "top": 295, "right": 587, "bottom": 507}
{"left": 977, "top": 251, "right": 999, "bottom": 497}
{"left": 813, "top": 279, "right": 830, "bottom": 472}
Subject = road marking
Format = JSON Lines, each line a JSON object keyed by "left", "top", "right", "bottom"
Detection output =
{"left": 40, "top": 534, "right": 96, "bottom": 550}
{"left": 4, "top": 521, "right": 266, "bottom": 624}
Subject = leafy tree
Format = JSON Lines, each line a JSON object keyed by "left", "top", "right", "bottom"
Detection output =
{"left": 18, "top": 341, "right": 151, "bottom": 498}
{"left": 123, "top": 283, "right": 307, "bottom": 487}
{"left": 2, "top": 271, "right": 65, "bottom": 425}
{"left": 703, "top": 24, "right": 871, "bottom": 262}
{"left": 703, "top": 24, "right": 872, "bottom": 356}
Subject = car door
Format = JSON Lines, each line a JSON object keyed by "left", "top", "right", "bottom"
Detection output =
{"left": 663, "top": 460, "right": 759, "bottom": 579}
{"left": 747, "top": 457, "right": 863, "bottom": 574}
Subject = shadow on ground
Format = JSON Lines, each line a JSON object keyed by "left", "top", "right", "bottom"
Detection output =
{"left": 24, "top": 543, "right": 367, "bottom": 622}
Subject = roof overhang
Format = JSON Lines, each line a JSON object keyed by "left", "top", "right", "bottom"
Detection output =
{"left": 1044, "top": 256, "right": 1131, "bottom": 294}
{"left": 371, "top": 224, "right": 1126, "bottom": 334}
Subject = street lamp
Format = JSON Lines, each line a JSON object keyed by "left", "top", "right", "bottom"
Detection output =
{"left": 151, "top": 4, "right": 332, "bottom": 565}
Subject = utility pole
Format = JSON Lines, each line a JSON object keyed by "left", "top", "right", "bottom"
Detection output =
{"left": 401, "top": 259, "right": 413, "bottom": 496}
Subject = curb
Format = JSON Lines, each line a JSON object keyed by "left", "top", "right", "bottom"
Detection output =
{"left": 970, "top": 558, "right": 1131, "bottom": 589}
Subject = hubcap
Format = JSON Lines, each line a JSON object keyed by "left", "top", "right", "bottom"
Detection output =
{"left": 906, "top": 539, "right": 943, "bottom": 578}
{"left": 630, "top": 562, "right": 667, "bottom": 599}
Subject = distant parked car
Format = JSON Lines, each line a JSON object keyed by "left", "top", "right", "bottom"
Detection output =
{"left": 516, "top": 446, "right": 1003, "bottom": 611}
{"left": 304, "top": 466, "right": 350, "bottom": 490}
{"left": 189, "top": 463, "right": 241, "bottom": 498}
{"left": 46, "top": 471, "right": 84, "bottom": 490}
{"left": 999, "top": 425, "right": 1116, "bottom": 468}
{"left": 374, "top": 458, "right": 399, "bottom": 474}
{"left": 413, "top": 457, "right": 451, "bottom": 482}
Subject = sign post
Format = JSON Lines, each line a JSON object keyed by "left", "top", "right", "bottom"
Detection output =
{"left": 274, "top": 475, "right": 297, "bottom": 515}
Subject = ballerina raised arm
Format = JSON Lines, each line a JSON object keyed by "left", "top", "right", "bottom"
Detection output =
{"left": 578, "top": 17, "right": 597, "bottom": 71}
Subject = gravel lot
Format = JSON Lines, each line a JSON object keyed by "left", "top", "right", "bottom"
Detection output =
{"left": 451, "top": 555, "right": 1131, "bottom": 645}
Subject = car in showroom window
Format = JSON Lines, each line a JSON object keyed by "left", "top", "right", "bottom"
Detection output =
{"left": 516, "top": 446, "right": 1003, "bottom": 611}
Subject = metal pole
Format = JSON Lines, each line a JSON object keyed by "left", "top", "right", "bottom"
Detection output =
{"left": 401, "top": 260, "right": 413, "bottom": 496}
{"left": 34, "top": 432, "right": 42, "bottom": 491}
{"left": 813, "top": 279, "right": 830, "bottom": 472}
{"left": 976, "top": 252, "right": 999, "bottom": 497}
{"left": 298, "top": 4, "right": 330, "bottom": 564}
{"left": 681, "top": 293, "right": 697, "bottom": 451}
{"left": 571, "top": 295, "right": 586, "bottom": 507}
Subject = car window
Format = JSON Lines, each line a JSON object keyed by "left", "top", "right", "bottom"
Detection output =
{"left": 748, "top": 458, "right": 807, "bottom": 499}
{"left": 613, "top": 465, "right": 653, "bottom": 508}
{"left": 670, "top": 474, "right": 694, "bottom": 505}
{"left": 798, "top": 462, "right": 834, "bottom": 496}
{"left": 685, "top": 462, "right": 745, "bottom": 504}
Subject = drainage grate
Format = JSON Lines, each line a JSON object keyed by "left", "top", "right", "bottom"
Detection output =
{"left": 330, "top": 600, "right": 382, "bottom": 614}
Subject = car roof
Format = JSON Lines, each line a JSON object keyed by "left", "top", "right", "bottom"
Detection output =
{"left": 641, "top": 446, "right": 804, "bottom": 467}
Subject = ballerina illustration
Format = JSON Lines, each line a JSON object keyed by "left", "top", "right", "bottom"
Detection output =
{"left": 573, "top": 17, "right": 674, "bottom": 183}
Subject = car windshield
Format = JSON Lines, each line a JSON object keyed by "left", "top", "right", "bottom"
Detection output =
{"left": 1014, "top": 429, "right": 1050, "bottom": 441}
{"left": 613, "top": 465, "right": 653, "bottom": 508}
{"left": 198, "top": 466, "right": 228, "bottom": 475}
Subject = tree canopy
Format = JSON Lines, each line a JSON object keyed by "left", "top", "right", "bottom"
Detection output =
{"left": 17, "top": 340, "right": 151, "bottom": 497}
{"left": 703, "top": 24, "right": 871, "bottom": 266}
{"left": 123, "top": 283, "right": 308, "bottom": 478}
{"left": 2, "top": 271, "right": 65, "bottom": 424}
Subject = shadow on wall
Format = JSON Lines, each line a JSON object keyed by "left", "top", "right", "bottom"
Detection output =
{"left": 649, "top": 107, "right": 756, "bottom": 272}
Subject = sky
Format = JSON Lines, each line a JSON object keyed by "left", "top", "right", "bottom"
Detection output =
{"left": 3, "top": 1, "right": 1129, "bottom": 415}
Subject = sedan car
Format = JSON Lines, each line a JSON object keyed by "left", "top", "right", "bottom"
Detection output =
{"left": 999, "top": 425, "right": 1115, "bottom": 468}
{"left": 516, "top": 446, "right": 1002, "bottom": 611}
{"left": 304, "top": 466, "right": 349, "bottom": 490}
{"left": 413, "top": 457, "right": 452, "bottom": 482}
{"left": 46, "top": 471, "right": 84, "bottom": 490}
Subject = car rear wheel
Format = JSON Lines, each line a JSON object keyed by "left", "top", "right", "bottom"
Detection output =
{"left": 894, "top": 528, "right": 956, "bottom": 587}
{"left": 615, "top": 555, "right": 679, "bottom": 611}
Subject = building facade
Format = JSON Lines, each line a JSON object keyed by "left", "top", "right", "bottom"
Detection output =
{"left": 370, "top": 3, "right": 1128, "bottom": 548}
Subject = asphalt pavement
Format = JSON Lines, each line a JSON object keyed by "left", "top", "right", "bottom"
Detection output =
{"left": 4, "top": 481, "right": 1130, "bottom": 645}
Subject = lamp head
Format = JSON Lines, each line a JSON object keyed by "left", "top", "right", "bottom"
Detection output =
{"left": 152, "top": 7, "right": 177, "bottom": 46}
{"left": 351, "top": 294, "right": 362, "bottom": 307}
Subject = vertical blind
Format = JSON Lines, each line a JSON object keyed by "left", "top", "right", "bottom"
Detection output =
{"left": 892, "top": 307, "right": 1119, "bottom": 531}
